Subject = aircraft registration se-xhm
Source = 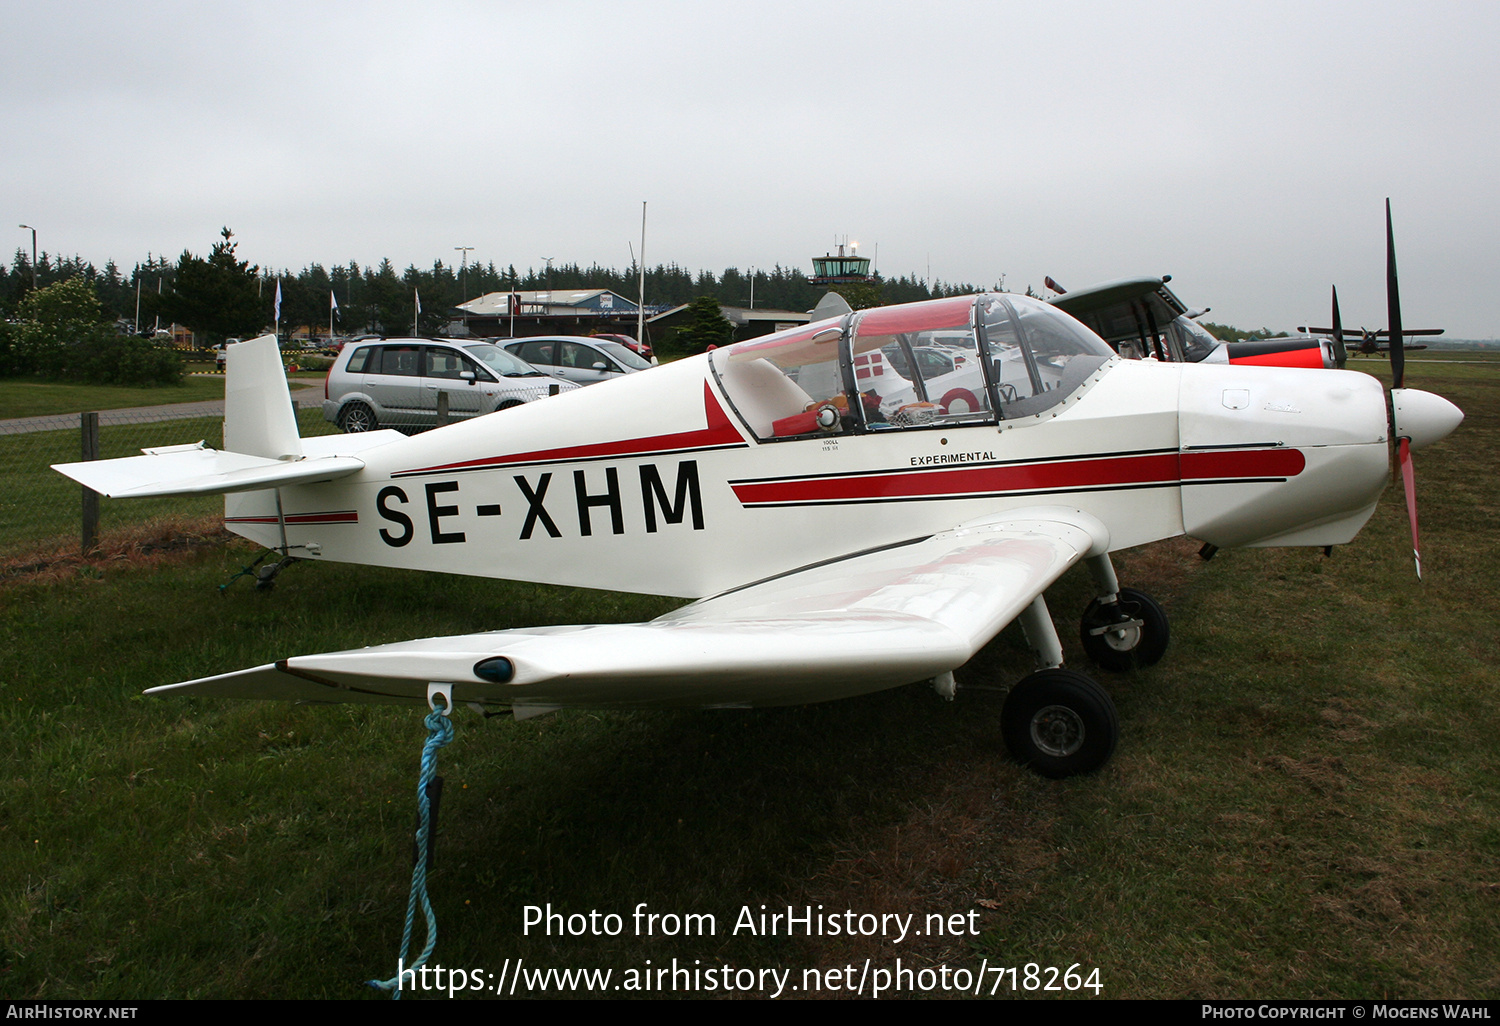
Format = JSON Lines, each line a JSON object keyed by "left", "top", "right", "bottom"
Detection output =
{"left": 55, "top": 290, "right": 1462, "bottom": 777}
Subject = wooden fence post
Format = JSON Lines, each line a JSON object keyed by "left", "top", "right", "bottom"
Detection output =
{"left": 435, "top": 391, "right": 450, "bottom": 427}
{"left": 80, "top": 411, "right": 100, "bottom": 555}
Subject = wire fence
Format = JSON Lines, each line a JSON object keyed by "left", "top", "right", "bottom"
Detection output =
{"left": 1, "top": 403, "right": 341, "bottom": 560}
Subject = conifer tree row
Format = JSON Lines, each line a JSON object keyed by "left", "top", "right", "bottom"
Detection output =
{"left": 2, "top": 241, "right": 980, "bottom": 338}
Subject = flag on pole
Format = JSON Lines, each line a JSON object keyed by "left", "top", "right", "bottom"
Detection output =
{"left": 273, "top": 279, "right": 282, "bottom": 324}
{"left": 330, "top": 291, "right": 338, "bottom": 312}
{"left": 414, "top": 287, "right": 422, "bottom": 315}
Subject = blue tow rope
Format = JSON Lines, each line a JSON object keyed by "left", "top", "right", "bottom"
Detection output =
{"left": 368, "top": 695, "right": 456, "bottom": 999}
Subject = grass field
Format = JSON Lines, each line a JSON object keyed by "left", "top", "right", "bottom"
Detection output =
{"left": 0, "top": 360, "right": 1495, "bottom": 1000}
{"left": 0, "top": 378, "right": 227, "bottom": 419}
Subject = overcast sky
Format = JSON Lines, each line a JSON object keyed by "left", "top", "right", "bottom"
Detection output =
{"left": 5, "top": 0, "right": 1498, "bottom": 336}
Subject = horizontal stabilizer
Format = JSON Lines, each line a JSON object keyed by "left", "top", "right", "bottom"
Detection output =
{"left": 53, "top": 443, "right": 367, "bottom": 498}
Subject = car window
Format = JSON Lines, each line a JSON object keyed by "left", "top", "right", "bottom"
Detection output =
{"left": 514, "top": 341, "right": 555, "bottom": 366}
{"left": 592, "top": 340, "right": 650, "bottom": 370}
{"left": 915, "top": 349, "right": 954, "bottom": 378}
{"left": 345, "top": 346, "right": 375, "bottom": 374}
{"left": 424, "top": 347, "right": 491, "bottom": 380}
{"left": 561, "top": 342, "right": 609, "bottom": 370}
{"left": 465, "top": 343, "right": 545, "bottom": 377}
{"left": 374, "top": 345, "right": 421, "bottom": 376}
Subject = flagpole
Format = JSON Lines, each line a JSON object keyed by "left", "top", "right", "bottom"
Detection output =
{"left": 413, "top": 287, "right": 421, "bottom": 337}
{"left": 636, "top": 201, "right": 646, "bottom": 347}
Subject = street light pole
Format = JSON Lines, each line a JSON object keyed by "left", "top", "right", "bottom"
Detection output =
{"left": 455, "top": 246, "right": 474, "bottom": 332}
{"left": 18, "top": 225, "right": 37, "bottom": 289}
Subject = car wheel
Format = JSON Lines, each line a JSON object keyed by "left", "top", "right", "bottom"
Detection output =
{"left": 496, "top": 400, "right": 524, "bottom": 412}
{"left": 339, "top": 402, "right": 377, "bottom": 433}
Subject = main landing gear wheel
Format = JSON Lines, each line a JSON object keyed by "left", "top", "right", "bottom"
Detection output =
{"left": 1079, "top": 587, "right": 1169, "bottom": 672}
{"left": 1001, "top": 669, "right": 1118, "bottom": 778}
{"left": 339, "top": 402, "right": 377, "bottom": 433}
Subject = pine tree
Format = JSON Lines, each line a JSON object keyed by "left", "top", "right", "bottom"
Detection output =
{"left": 149, "top": 228, "right": 265, "bottom": 344}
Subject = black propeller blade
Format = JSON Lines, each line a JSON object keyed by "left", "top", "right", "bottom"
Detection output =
{"left": 1330, "top": 285, "right": 1347, "bottom": 369}
{"left": 1386, "top": 198, "right": 1405, "bottom": 390}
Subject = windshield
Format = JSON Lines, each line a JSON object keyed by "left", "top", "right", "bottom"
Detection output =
{"left": 465, "top": 343, "right": 547, "bottom": 377}
{"left": 593, "top": 341, "right": 651, "bottom": 370}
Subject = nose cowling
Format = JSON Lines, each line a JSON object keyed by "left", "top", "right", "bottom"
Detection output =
{"left": 1392, "top": 388, "right": 1464, "bottom": 451}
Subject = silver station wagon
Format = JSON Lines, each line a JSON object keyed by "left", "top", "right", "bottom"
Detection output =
{"left": 322, "top": 338, "right": 579, "bottom": 432}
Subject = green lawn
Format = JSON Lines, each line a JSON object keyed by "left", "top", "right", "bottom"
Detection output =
{"left": 0, "top": 378, "right": 226, "bottom": 419}
{"left": 0, "top": 359, "right": 1493, "bottom": 1000}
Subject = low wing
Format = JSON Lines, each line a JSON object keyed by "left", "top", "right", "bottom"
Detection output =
{"left": 146, "top": 506, "right": 1109, "bottom": 711}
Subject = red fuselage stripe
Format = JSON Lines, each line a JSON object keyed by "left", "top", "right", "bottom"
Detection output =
{"left": 732, "top": 448, "right": 1304, "bottom": 505}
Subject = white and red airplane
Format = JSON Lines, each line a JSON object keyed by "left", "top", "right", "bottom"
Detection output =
{"left": 54, "top": 252, "right": 1461, "bottom": 779}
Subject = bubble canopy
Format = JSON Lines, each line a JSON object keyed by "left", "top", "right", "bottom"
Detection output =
{"left": 710, "top": 294, "right": 1116, "bottom": 440}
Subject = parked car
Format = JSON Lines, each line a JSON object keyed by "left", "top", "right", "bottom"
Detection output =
{"left": 322, "top": 338, "right": 579, "bottom": 432}
{"left": 501, "top": 335, "right": 653, "bottom": 387}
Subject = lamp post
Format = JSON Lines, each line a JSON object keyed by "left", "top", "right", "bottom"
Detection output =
{"left": 455, "top": 246, "right": 474, "bottom": 332}
{"left": 18, "top": 225, "right": 37, "bottom": 289}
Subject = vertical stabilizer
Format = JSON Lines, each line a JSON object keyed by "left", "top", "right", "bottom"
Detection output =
{"left": 224, "top": 335, "right": 303, "bottom": 460}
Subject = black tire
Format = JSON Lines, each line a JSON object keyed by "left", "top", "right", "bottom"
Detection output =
{"left": 496, "top": 399, "right": 524, "bottom": 412}
{"left": 1001, "top": 669, "right": 1118, "bottom": 778}
{"left": 339, "top": 402, "right": 377, "bottom": 433}
{"left": 1079, "top": 587, "right": 1169, "bottom": 672}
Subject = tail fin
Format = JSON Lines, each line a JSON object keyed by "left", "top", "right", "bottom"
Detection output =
{"left": 225, "top": 335, "right": 302, "bottom": 460}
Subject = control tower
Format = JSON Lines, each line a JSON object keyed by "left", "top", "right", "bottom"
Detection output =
{"left": 810, "top": 242, "right": 873, "bottom": 285}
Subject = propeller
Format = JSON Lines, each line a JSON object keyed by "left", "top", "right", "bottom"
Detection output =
{"left": 1383, "top": 199, "right": 1462, "bottom": 579}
